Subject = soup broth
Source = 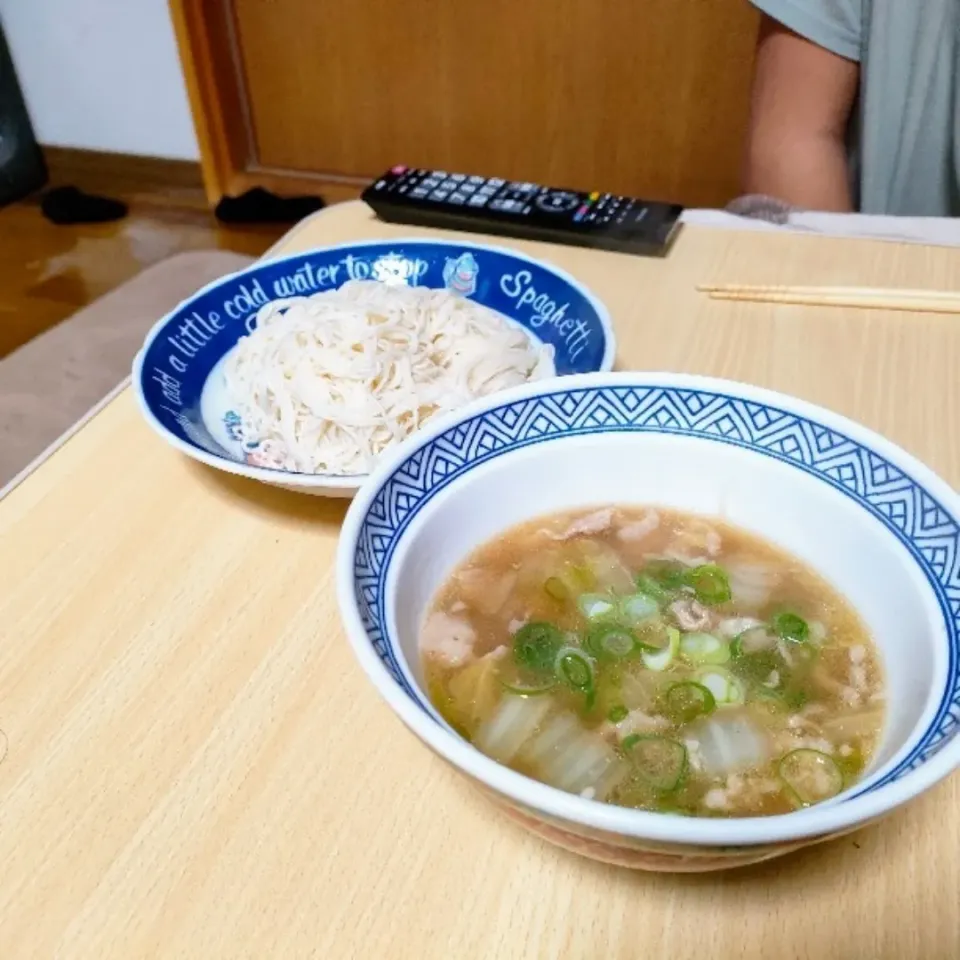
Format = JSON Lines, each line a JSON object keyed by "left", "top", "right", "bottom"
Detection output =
{"left": 420, "top": 506, "right": 885, "bottom": 817}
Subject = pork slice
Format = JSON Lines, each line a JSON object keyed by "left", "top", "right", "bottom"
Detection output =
{"left": 616, "top": 509, "right": 660, "bottom": 544}
{"left": 420, "top": 611, "right": 477, "bottom": 666}
{"left": 601, "top": 708, "right": 669, "bottom": 741}
{"left": 551, "top": 508, "right": 615, "bottom": 541}
{"left": 454, "top": 567, "right": 518, "bottom": 616}
{"left": 669, "top": 598, "right": 712, "bottom": 631}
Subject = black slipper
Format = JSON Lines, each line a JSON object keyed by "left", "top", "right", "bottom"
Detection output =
{"left": 40, "top": 185, "right": 128, "bottom": 225}
{"left": 214, "top": 187, "right": 325, "bottom": 224}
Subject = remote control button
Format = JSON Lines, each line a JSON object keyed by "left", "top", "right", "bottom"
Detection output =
{"left": 508, "top": 182, "right": 538, "bottom": 194}
{"left": 423, "top": 178, "right": 441, "bottom": 190}
{"left": 536, "top": 190, "right": 580, "bottom": 213}
{"left": 391, "top": 165, "right": 407, "bottom": 175}
{"left": 450, "top": 173, "right": 466, "bottom": 182}
{"left": 467, "top": 175, "right": 485, "bottom": 185}
{"left": 430, "top": 189, "right": 451, "bottom": 201}
{"left": 488, "top": 178, "right": 505, "bottom": 187}
{"left": 459, "top": 182, "right": 476, "bottom": 194}
{"left": 434, "top": 171, "right": 448, "bottom": 178}
{"left": 490, "top": 198, "right": 524, "bottom": 212}
{"left": 588, "top": 191, "right": 599, "bottom": 201}
{"left": 449, "top": 192, "right": 468, "bottom": 205}
{"left": 373, "top": 179, "right": 387, "bottom": 190}
{"left": 478, "top": 185, "right": 497, "bottom": 197}
{"left": 467, "top": 194, "right": 489, "bottom": 207}
{"left": 574, "top": 204, "right": 589, "bottom": 222}
{"left": 410, "top": 186, "right": 429, "bottom": 198}
{"left": 440, "top": 179, "right": 459, "bottom": 192}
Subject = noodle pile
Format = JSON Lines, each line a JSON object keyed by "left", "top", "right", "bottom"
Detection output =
{"left": 222, "top": 280, "right": 555, "bottom": 475}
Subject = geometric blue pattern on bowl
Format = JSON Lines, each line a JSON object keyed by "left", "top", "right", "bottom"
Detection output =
{"left": 136, "top": 240, "right": 614, "bottom": 470}
{"left": 352, "top": 384, "right": 960, "bottom": 799}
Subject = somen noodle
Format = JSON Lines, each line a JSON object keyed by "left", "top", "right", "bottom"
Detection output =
{"left": 223, "top": 280, "right": 555, "bottom": 474}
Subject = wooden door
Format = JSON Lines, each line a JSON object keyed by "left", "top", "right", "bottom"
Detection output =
{"left": 173, "top": 0, "right": 760, "bottom": 207}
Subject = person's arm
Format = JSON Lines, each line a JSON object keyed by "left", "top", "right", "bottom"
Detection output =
{"left": 743, "top": 15, "right": 860, "bottom": 211}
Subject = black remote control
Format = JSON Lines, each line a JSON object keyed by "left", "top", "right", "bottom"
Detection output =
{"left": 362, "top": 165, "right": 683, "bottom": 257}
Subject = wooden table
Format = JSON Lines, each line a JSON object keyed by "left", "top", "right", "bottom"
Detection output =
{"left": 3, "top": 202, "right": 959, "bottom": 959}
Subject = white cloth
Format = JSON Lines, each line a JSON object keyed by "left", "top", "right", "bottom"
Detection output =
{"left": 681, "top": 209, "right": 960, "bottom": 249}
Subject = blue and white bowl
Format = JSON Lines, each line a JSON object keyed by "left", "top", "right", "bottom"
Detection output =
{"left": 336, "top": 372, "right": 960, "bottom": 871}
{"left": 133, "top": 240, "right": 614, "bottom": 496}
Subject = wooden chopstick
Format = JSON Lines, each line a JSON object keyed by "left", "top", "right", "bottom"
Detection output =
{"left": 697, "top": 283, "right": 960, "bottom": 315}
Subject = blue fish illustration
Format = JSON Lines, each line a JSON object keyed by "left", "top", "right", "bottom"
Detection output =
{"left": 443, "top": 252, "right": 479, "bottom": 297}
{"left": 223, "top": 410, "right": 243, "bottom": 441}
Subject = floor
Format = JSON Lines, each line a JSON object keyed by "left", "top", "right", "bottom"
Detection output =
{"left": 0, "top": 154, "right": 292, "bottom": 359}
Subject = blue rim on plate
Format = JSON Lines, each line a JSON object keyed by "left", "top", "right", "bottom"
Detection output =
{"left": 133, "top": 239, "right": 616, "bottom": 487}
{"left": 341, "top": 373, "right": 960, "bottom": 845}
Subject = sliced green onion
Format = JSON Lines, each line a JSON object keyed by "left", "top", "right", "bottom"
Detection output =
{"left": 578, "top": 593, "right": 617, "bottom": 621}
{"left": 694, "top": 667, "right": 745, "bottom": 706}
{"left": 731, "top": 626, "right": 776, "bottom": 657}
{"left": 783, "top": 686, "right": 809, "bottom": 709}
{"left": 500, "top": 677, "right": 557, "bottom": 696}
{"left": 749, "top": 685, "right": 790, "bottom": 711}
{"left": 544, "top": 576, "right": 569, "bottom": 601}
{"left": 729, "top": 645, "right": 780, "bottom": 683}
{"left": 685, "top": 563, "right": 732, "bottom": 606}
{"left": 771, "top": 611, "right": 809, "bottom": 644}
{"left": 642, "top": 627, "right": 680, "bottom": 671}
{"left": 607, "top": 704, "right": 629, "bottom": 723}
{"left": 664, "top": 681, "right": 716, "bottom": 724}
{"left": 621, "top": 733, "right": 642, "bottom": 751}
{"left": 555, "top": 646, "right": 596, "bottom": 691}
{"left": 643, "top": 559, "right": 688, "bottom": 591}
{"left": 601, "top": 631, "right": 636, "bottom": 659}
{"left": 679, "top": 632, "right": 730, "bottom": 664}
{"left": 750, "top": 683, "right": 808, "bottom": 712}
{"left": 584, "top": 623, "right": 637, "bottom": 660}
{"left": 778, "top": 748, "right": 843, "bottom": 806}
{"left": 624, "top": 735, "right": 688, "bottom": 791}
{"left": 635, "top": 574, "right": 670, "bottom": 604}
{"left": 619, "top": 592, "right": 659, "bottom": 626}
{"left": 730, "top": 626, "right": 808, "bottom": 685}
{"left": 634, "top": 619, "right": 671, "bottom": 651}
{"left": 513, "top": 622, "right": 563, "bottom": 673}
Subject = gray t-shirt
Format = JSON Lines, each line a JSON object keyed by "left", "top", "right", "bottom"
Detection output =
{"left": 750, "top": 0, "right": 960, "bottom": 216}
